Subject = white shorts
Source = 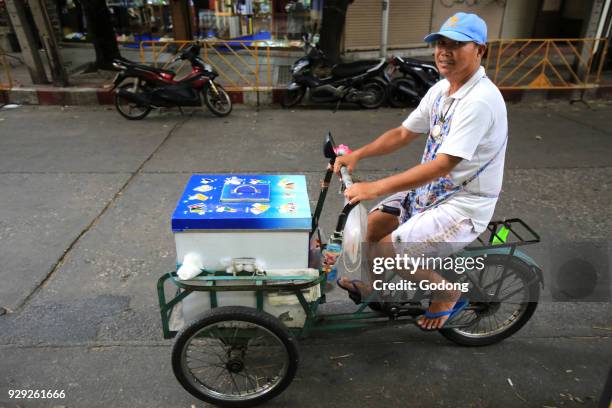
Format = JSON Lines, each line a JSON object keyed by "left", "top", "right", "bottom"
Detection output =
{"left": 372, "top": 192, "right": 480, "bottom": 255}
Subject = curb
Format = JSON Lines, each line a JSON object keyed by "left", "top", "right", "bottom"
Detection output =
{"left": 1, "top": 85, "right": 611, "bottom": 106}
{"left": 0, "top": 86, "right": 284, "bottom": 107}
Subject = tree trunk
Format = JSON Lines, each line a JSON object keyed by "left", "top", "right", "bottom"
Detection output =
{"left": 78, "top": 0, "right": 120, "bottom": 70}
{"left": 318, "top": 0, "right": 353, "bottom": 65}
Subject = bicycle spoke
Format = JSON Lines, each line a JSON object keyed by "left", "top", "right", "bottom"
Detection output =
{"left": 180, "top": 318, "right": 290, "bottom": 401}
{"left": 228, "top": 372, "right": 241, "bottom": 395}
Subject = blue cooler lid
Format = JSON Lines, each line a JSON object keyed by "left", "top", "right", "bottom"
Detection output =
{"left": 172, "top": 174, "right": 312, "bottom": 231}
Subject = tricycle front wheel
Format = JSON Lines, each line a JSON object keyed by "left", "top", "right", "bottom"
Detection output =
{"left": 171, "top": 306, "right": 299, "bottom": 407}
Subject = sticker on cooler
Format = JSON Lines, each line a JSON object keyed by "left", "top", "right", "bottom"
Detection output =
{"left": 193, "top": 184, "right": 213, "bottom": 193}
{"left": 188, "top": 193, "right": 210, "bottom": 201}
{"left": 278, "top": 178, "right": 296, "bottom": 190}
{"left": 250, "top": 203, "right": 270, "bottom": 215}
{"left": 188, "top": 203, "right": 207, "bottom": 214}
{"left": 279, "top": 202, "right": 297, "bottom": 214}
{"left": 216, "top": 205, "right": 238, "bottom": 213}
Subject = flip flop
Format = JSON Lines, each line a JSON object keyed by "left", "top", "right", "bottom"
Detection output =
{"left": 336, "top": 278, "right": 364, "bottom": 305}
{"left": 416, "top": 298, "right": 468, "bottom": 331}
{"left": 336, "top": 279, "right": 383, "bottom": 310}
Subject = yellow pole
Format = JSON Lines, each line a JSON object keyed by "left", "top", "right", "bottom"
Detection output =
{"left": 255, "top": 44, "right": 260, "bottom": 90}
{"left": 1, "top": 52, "right": 12, "bottom": 89}
{"left": 140, "top": 41, "right": 145, "bottom": 62}
{"left": 267, "top": 45, "right": 271, "bottom": 87}
{"left": 494, "top": 39, "right": 504, "bottom": 83}
{"left": 584, "top": 39, "right": 596, "bottom": 84}
{"left": 595, "top": 38, "right": 608, "bottom": 83}
{"left": 542, "top": 40, "right": 549, "bottom": 76}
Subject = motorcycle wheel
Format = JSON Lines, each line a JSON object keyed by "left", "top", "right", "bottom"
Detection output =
{"left": 358, "top": 81, "right": 386, "bottom": 109}
{"left": 388, "top": 77, "right": 420, "bottom": 108}
{"left": 114, "top": 83, "right": 151, "bottom": 120}
{"left": 281, "top": 86, "right": 305, "bottom": 108}
{"left": 203, "top": 84, "right": 232, "bottom": 117}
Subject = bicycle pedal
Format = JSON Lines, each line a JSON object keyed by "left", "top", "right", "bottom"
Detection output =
{"left": 381, "top": 302, "right": 402, "bottom": 318}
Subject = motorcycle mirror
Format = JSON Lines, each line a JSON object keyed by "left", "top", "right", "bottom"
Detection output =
{"left": 323, "top": 132, "right": 337, "bottom": 159}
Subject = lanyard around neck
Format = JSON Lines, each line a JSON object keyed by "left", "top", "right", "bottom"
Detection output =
{"left": 438, "top": 99, "right": 455, "bottom": 124}
{"left": 437, "top": 74, "right": 487, "bottom": 123}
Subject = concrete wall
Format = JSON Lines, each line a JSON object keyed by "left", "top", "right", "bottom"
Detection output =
{"left": 431, "top": 0, "right": 506, "bottom": 40}
{"left": 501, "top": 0, "right": 540, "bottom": 39}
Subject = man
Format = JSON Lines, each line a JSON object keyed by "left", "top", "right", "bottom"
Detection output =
{"left": 334, "top": 13, "right": 507, "bottom": 330}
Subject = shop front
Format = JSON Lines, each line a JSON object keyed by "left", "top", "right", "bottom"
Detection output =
{"left": 56, "top": 0, "right": 322, "bottom": 47}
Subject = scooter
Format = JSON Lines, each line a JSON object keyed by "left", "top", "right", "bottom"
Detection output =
{"left": 282, "top": 35, "right": 388, "bottom": 110}
{"left": 386, "top": 55, "right": 440, "bottom": 108}
{"left": 111, "top": 44, "right": 232, "bottom": 120}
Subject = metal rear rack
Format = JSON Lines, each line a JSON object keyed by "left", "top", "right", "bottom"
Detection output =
{"left": 469, "top": 218, "right": 540, "bottom": 250}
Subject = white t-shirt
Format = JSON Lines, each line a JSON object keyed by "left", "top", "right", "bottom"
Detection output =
{"left": 402, "top": 66, "right": 507, "bottom": 233}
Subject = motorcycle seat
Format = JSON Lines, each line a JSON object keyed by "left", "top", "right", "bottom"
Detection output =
{"left": 115, "top": 58, "right": 175, "bottom": 75}
{"left": 398, "top": 57, "right": 436, "bottom": 71}
{"left": 133, "top": 64, "right": 176, "bottom": 76}
{"left": 402, "top": 57, "right": 428, "bottom": 65}
{"left": 331, "top": 60, "right": 383, "bottom": 78}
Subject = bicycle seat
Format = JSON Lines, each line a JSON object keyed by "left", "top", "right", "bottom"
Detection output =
{"left": 332, "top": 59, "right": 384, "bottom": 78}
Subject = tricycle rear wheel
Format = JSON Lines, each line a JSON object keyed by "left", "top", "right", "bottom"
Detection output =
{"left": 171, "top": 306, "right": 299, "bottom": 407}
{"left": 439, "top": 254, "right": 540, "bottom": 346}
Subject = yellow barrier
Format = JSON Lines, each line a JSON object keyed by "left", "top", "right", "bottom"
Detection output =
{"left": 140, "top": 38, "right": 608, "bottom": 92}
{"left": 484, "top": 38, "right": 608, "bottom": 90}
{"left": 139, "top": 40, "right": 272, "bottom": 90}
{"left": 0, "top": 46, "right": 13, "bottom": 90}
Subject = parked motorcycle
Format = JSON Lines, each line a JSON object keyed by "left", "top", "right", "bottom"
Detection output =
{"left": 386, "top": 55, "right": 440, "bottom": 108}
{"left": 111, "top": 44, "right": 232, "bottom": 120}
{"left": 282, "top": 35, "right": 388, "bottom": 109}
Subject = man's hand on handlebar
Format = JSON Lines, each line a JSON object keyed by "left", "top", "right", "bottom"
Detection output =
{"left": 343, "top": 180, "right": 382, "bottom": 205}
{"left": 333, "top": 152, "right": 360, "bottom": 178}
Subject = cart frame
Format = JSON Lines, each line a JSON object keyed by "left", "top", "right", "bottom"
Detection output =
{"left": 158, "top": 133, "right": 542, "bottom": 340}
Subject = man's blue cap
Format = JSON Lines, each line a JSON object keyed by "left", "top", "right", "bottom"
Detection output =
{"left": 424, "top": 12, "right": 487, "bottom": 45}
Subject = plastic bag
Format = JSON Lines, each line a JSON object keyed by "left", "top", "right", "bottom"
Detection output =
{"left": 341, "top": 202, "right": 368, "bottom": 273}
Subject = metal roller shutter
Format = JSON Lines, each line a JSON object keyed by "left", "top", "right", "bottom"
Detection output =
{"left": 388, "top": 0, "right": 433, "bottom": 48}
{"left": 344, "top": 0, "right": 382, "bottom": 51}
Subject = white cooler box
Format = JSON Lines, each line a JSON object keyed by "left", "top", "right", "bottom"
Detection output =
{"left": 170, "top": 174, "right": 319, "bottom": 328}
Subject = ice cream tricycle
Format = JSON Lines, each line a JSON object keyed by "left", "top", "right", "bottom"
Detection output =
{"left": 157, "top": 133, "right": 542, "bottom": 407}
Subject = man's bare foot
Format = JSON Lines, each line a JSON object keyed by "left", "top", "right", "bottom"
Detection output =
{"left": 417, "top": 290, "right": 462, "bottom": 330}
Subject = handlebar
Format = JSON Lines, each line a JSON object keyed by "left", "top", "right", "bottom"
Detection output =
{"left": 339, "top": 166, "right": 353, "bottom": 188}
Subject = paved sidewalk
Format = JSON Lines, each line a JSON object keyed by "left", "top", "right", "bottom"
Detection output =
{"left": 0, "top": 102, "right": 611, "bottom": 407}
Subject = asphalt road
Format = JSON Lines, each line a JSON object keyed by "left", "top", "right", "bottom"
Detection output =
{"left": 0, "top": 101, "right": 611, "bottom": 408}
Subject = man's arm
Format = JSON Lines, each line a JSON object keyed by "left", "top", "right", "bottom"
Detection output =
{"left": 333, "top": 126, "right": 419, "bottom": 174}
{"left": 353, "top": 125, "right": 419, "bottom": 160}
{"left": 343, "top": 153, "right": 462, "bottom": 204}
